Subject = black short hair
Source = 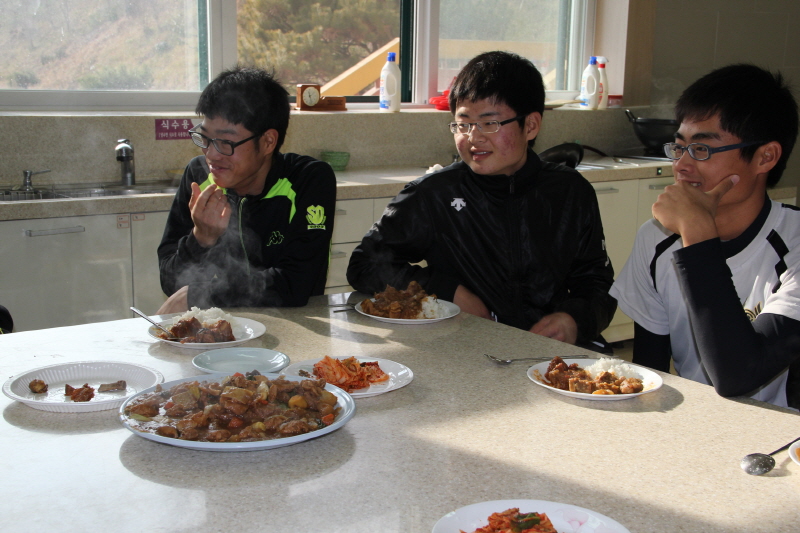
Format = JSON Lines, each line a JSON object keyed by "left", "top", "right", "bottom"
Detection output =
{"left": 675, "top": 64, "right": 798, "bottom": 187}
{"left": 448, "top": 51, "right": 545, "bottom": 148}
{"left": 196, "top": 65, "right": 290, "bottom": 153}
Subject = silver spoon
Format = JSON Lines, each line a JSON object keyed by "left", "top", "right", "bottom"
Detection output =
{"left": 130, "top": 306, "right": 180, "bottom": 340}
{"left": 484, "top": 353, "right": 592, "bottom": 365}
{"left": 740, "top": 436, "right": 800, "bottom": 475}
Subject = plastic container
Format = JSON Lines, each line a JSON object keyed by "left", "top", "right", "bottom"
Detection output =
{"left": 379, "top": 52, "right": 401, "bottom": 112}
{"left": 596, "top": 56, "right": 608, "bottom": 109}
{"left": 579, "top": 56, "right": 600, "bottom": 110}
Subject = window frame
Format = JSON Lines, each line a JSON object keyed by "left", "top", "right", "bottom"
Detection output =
{"left": 0, "top": 0, "right": 594, "bottom": 112}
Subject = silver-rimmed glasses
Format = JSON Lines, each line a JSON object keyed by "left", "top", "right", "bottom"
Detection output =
{"left": 663, "top": 140, "right": 766, "bottom": 161}
{"left": 449, "top": 115, "right": 523, "bottom": 135}
{"left": 189, "top": 127, "right": 263, "bottom": 156}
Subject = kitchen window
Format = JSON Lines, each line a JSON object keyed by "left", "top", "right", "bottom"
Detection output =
{"left": 0, "top": 0, "right": 593, "bottom": 111}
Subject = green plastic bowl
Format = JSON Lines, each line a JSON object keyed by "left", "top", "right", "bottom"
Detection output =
{"left": 320, "top": 151, "right": 350, "bottom": 171}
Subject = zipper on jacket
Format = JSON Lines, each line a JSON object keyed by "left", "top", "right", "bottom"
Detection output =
{"left": 506, "top": 176, "right": 525, "bottom": 322}
{"left": 238, "top": 197, "right": 250, "bottom": 276}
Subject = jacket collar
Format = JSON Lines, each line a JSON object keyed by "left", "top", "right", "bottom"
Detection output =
{"left": 465, "top": 149, "right": 541, "bottom": 195}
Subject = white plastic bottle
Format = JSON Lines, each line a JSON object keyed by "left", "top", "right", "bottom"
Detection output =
{"left": 596, "top": 56, "right": 608, "bottom": 109}
{"left": 579, "top": 56, "right": 600, "bottom": 110}
{"left": 379, "top": 52, "right": 401, "bottom": 112}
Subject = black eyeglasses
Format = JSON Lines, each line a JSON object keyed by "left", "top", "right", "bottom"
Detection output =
{"left": 189, "top": 127, "right": 263, "bottom": 156}
{"left": 449, "top": 115, "right": 523, "bottom": 135}
{"left": 663, "top": 140, "right": 765, "bottom": 161}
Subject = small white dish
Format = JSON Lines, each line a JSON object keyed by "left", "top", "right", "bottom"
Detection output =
{"left": 789, "top": 440, "right": 800, "bottom": 467}
{"left": 147, "top": 316, "right": 266, "bottom": 349}
{"left": 432, "top": 499, "right": 630, "bottom": 533}
{"left": 354, "top": 299, "right": 460, "bottom": 324}
{"left": 526, "top": 359, "right": 663, "bottom": 401}
{"left": 283, "top": 356, "right": 413, "bottom": 398}
{"left": 3, "top": 361, "right": 164, "bottom": 413}
{"left": 192, "top": 347, "right": 290, "bottom": 374}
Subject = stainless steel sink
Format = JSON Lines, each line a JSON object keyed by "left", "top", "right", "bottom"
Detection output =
{"left": 0, "top": 181, "right": 178, "bottom": 201}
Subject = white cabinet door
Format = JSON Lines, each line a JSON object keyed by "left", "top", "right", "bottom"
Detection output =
{"left": 332, "top": 199, "right": 375, "bottom": 244}
{"left": 637, "top": 176, "right": 675, "bottom": 228}
{"left": 131, "top": 211, "right": 169, "bottom": 314}
{"left": 593, "top": 180, "right": 639, "bottom": 334}
{"left": 0, "top": 214, "right": 132, "bottom": 332}
{"left": 325, "top": 242, "right": 359, "bottom": 294}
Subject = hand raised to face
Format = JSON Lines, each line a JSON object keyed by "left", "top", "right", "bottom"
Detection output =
{"left": 189, "top": 182, "right": 232, "bottom": 248}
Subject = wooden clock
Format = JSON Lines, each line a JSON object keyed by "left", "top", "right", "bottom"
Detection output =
{"left": 296, "top": 84, "right": 347, "bottom": 111}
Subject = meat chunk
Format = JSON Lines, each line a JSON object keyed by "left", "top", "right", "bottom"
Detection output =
{"left": 98, "top": 380, "right": 127, "bottom": 392}
{"left": 28, "top": 379, "right": 48, "bottom": 394}
{"left": 65, "top": 383, "right": 95, "bottom": 402}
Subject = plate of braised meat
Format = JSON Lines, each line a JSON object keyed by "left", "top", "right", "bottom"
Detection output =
{"left": 148, "top": 315, "right": 266, "bottom": 349}
{"left": 527, "top": 356, "right": 663, "bottom": 401}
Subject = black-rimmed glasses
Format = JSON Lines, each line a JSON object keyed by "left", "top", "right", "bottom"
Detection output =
{"left": 189, "top": 127, "right": 263, "bottom": 156}
{"left": 663, "top": 140, "right": 766, "bottom": 161}
{"left": 449, "top": 116, "right": 523, "bottom": 135}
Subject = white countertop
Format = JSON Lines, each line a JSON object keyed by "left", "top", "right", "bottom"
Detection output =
{"left": 1, "top": 160, "right": 795, "bottom": 222}
{"left": 1, "top": 294, "right": 799, "bottom": 532}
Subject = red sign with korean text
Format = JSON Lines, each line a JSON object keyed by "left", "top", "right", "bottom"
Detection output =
{"left": 155, "top": 118, "right": 197, "bottom": 140}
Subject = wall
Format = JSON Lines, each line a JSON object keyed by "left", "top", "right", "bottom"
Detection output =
{"left": 0, "top": 107, "right": 642, "bottom": 189}
{"left": 650, "top": 0, "right": 800, "bottom": 187}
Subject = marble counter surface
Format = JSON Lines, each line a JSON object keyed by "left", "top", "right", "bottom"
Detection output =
{"left": 0, "top": 160, "right": 675, "bottom": 221}
{"left": 1, "top": 294, "right": 799, "bottom": 532}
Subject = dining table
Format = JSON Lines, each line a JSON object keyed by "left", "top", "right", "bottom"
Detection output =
{"left": 1, "top": 292, "right": 799, "bottom": 533}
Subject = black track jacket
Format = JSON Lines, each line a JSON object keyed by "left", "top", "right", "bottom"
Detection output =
{"left": 346, "top": 151, "right": 616, "bottom": 343}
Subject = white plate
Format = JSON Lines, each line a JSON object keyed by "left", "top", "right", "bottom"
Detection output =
{"left": 283, "top": 356, "right": 413, "bottom": 398}
{"left": 789, "top": 440, "right": 800, "bottom": 467}
{"left": 526, "top": 359, "right": 663, "bottom": 401}
{"left": 192, "top": 347, "right": 290, "bottom": 374}
{"left": 118, "top": 372, "right": 356, "bottom": 451}
{"left": 147, "top": 316, "right": 266, "bottom": 349}
{"left": 2, "top": 361, "right": 164, "bottom": 413}
{"left": 354, "top": 299, "right": 460, "bottom": 324}
{"left": 432, "top": 499, "right": 630, "bottom": 533}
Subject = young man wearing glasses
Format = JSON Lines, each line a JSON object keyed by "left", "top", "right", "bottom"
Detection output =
{"left": 610, "top": 64, "right": 800, "bottom": 408}
{"left": 347, "top": 51, "right": 616, "bottom": 349}
{"left": 157, "top": 66, "right": 336, "bottom": 312}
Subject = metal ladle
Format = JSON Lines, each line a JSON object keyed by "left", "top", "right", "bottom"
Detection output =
{"left": 130, "top": 306, "right": 180, "bottom": 340}
{"left": 740, "top": 437, "right": 800, "bottom": 475}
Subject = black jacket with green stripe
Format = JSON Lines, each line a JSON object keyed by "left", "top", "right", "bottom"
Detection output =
{"left": 158, "top": 153, "right": 336, "bottom": 308}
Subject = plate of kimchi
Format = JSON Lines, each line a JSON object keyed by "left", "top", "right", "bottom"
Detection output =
{"left": 147, "top": 316, "right": 266, "bottom": 349}
{"left": 432, "top": 499, "right": 630, "bottom": 533}
{"left": 526, "top": 357, "right": 663, "bottom": 401}
{"left": 283, "top": 355, "right": 413, "bottom": 398}
{"left": 118, "top": 371, "right": 355, "bottom": 451}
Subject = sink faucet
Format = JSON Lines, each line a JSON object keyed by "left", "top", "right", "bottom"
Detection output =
{"left": 115, "top": 138, "right": 135, "bottom": 186}
{"left": 19, "top": 169, "right": 51, "bottom": 192}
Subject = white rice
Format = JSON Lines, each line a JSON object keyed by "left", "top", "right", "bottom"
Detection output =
{"left": 583, "top": 357, "right": 642, "bottom": 380}
{"left": 172, "top": 306, "right": 234, "bottom": 327}
{"left": 419, "top": 297, "right": 447, "bottom": 319}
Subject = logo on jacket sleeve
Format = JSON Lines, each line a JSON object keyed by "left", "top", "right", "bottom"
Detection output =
{"left": 306, "top": 205, "right": 327, "bottom": 229}
{"left": 451, "top": 198, "right": 466, "bottom": 211}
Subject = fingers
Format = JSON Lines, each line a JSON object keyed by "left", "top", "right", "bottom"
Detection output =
{"left": 709, "top": 174, "right": 739, "bottom": 200}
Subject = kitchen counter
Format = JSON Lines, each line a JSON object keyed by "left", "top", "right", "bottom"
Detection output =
{"left": 1, "top": 294, "right": 799, "bottom": 532}
{"left": 1, "top": 161, "right": 795, "bottom": 222}
{"left": 0, "top": 160, "right": 672, "bottom": 221}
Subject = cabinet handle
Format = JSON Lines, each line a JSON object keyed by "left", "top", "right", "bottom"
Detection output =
{"left": 335, "top": 209, "right": 347, "bottom": 216}
{"left": 648, "top": 184, "right": 668, "bottom": 190}
{"left": 594, "top": 187, "right": 619, "bottom": 195}
{"left": 24, "top": 226, "right": 85, "bottom": 237}
{"left": 330, "top": 251, "right": 347, "bottom": 259}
